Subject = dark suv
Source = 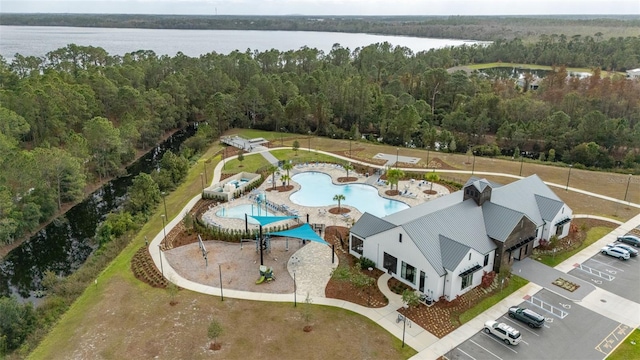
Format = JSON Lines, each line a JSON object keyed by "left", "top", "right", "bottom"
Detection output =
{"left": 508, "top": 306, "right": 545, "bottom": 328}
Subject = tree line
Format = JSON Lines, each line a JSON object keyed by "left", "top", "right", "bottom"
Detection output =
{"left": 2, "top": 13, "right": 639, "bottom": 42}
{"left": 1, "top": 36, "right": 640, "bottom": 245}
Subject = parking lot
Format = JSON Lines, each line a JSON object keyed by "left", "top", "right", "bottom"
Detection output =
{"left": 568, "top": 249, "right": 640, "bottom": 302}
{"left": 443, "top": 289, "right": 631, "bottom": 360}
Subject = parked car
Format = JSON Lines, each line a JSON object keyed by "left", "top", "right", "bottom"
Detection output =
{"left": 617, "top": 235, "right": 640, "bottom": 247}
{"left": 508, "top": 307, "right": 545, "bottom": 328}
{"left": 601, "top": 246, "right": 630, "bottom": 260}
{"left": 605, "top": 243, "right": 638, "bottom": 257}
{"left": 483, "top": 320, "right": 522, "bottom": 345}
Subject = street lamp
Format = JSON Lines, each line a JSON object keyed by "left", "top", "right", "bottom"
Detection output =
{"left": 200, "top": 173, "right": 205, "bottom": 195}
{"left": 158, "top": 244, "right": 164, "bottom": 277}
{"left": 203, "top": 161, "right": 208, "bottom": 185}
{"left": 396, "top": 148, "right": 399, "bottom": 168}
{"left": 223, "top": 147, "right": 226, "bottom": 169}
{"left": 349, "top": 137, "right": 352, "bottom": 158}
{"left": 624, "top": 174, "right": 632, "bottom": 204}
{"left": 161, "top": 192, "right": 168, "bottom": 218}
{"left": 519, "top": 152, "right": 524, "bottom": 177}
{"left": 293, "top": 270, "right": 297, "bottom": 307}
{"left": 401, "top": 304, "right": 409, "bottom": 348}
{"left": 471, "top": 151, "right": 476, "bottom": 175}
{"left": 565, "top": 164, "right": 573, "bottom": 191}
{"left": 426, "top": 146, "right": 430, "bottom": 169}
{"left": 308, "top": 133, "right": 311, "bottom": 152}
{"left": 161, "top": 214, "right": 167, "bottom": 245}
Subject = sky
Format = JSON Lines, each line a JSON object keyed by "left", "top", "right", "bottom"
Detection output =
{"left": 2, "top": 0, "right": 639, "bottom": 16}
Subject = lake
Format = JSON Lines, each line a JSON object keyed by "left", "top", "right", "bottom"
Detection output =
{"left": 0, "top": 25, "right": 484, "bottom": 60}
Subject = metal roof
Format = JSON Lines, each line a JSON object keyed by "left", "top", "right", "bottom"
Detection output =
{"left": 534, "top": 194, "right": 564, "bottom": 221}
{"left": 490, "top": 175, "right": 561, "bottom": 226}
{"left": 464, "top": 176, "right": 504, "bottom": 189}
{"left": 439, "top": 235, "right": 470, "bottom": 271}
{"left": 482, "top": 202, "right": 526, "bottom": 243}
{"left": 401, "top": 199, "right": 497, "bottom": 276}
{"left": 349, "top": 212, "right": 396, "bottom": 238}
{"left": 383, "top": 190, "right": 464, "bottom": 225}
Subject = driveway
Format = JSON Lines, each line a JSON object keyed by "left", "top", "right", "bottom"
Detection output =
{"left": 511, "top": 258, "right": 595, "bottom": 301}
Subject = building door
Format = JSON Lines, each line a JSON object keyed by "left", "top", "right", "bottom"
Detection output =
{"left": 419, "top": 271, "right": 426, "bottom": 293}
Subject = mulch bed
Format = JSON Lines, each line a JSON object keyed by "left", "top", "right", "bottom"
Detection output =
{"left": 324, "top": 226, "right": 388, "bottom": 308}
{"left": 328, "top": 207, "right": 351, "bottom": 215}
{"left": 266, "top": 185, "right": 294, "bottom": 192}
{"left": 337, "top": 177, "right": 358, "bottom": 182}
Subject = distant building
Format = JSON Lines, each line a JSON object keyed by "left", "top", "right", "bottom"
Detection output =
{"left": 349, "top": 175, "right": 572, "bottom": 302}
{"left": 626, "top": 68, "right": 640, "bottom": 79}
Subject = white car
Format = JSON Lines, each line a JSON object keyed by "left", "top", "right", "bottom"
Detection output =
{"left": 605, "top": 243, "right": 638, "bottom": 257}
{"left": 601, "top": 246, "right": 630, "bottom": 260}
{"left": 483, "top": 320, "right": 522, "bottom": 345}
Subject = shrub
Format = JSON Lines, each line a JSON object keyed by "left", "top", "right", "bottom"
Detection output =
{"left": 359, "top": 257, "right": 375, "bottom": 270}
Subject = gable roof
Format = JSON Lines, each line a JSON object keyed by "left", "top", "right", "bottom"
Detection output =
{"left": 440, "top": 235, "right": 470, "bottom": 271}
{"left": 400, "top": 199, "right": 497, "bottom": 276}
{"left": 464, "top": 176, "right": 503, "bottom": 189}
{"left": 350, "top": 212, "right": 395, "bottom": 238}
{"left": 534, "top": 194, "right": 564, "bottom": 221}
{"left": 489, "top": 174, "right": 562, "bottom": 226}
{"left": 482, "top": 202, "right": 526, "bottom": 242}
{"left": 383, "top": 190, "right": 464, "bottom": 225}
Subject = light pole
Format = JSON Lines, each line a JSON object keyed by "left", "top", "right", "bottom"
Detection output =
{"left": 396, "top": 148, "right": 399, "bottom": 168}
{"left": 349, "top": 137, "right": 352, "bottom": 158}
{"left": 624, "top": 174, "right": 632, "bottom": 204}
{"left": 161, "top": 214, "right": 167, "bottom": 245}
{"left": 565, "top": 164, "right": 573, "bottom": 191}
{"left": 203, "top": 160, "right": 208, "bottom": 185}
{"left": 426, "top": 146, "right": 430, "bottom": 169}
{"left": 401, "top": 304, "right": 409, "bottom": 348}
{"left": 293, "top": 270, "right": 297, "bottom": 307}
{"left": 308, "top": 134, "right": 311, "bottom": 152}
{"left": 471, "top": 151, "right": 476, "bottom": 175}
{"left": 158, "top": 244, "right": 164, "bottom": 277}
{"left": 519, "top": 153, "right": 524, "bottom": 177}
{"left": 200, "top": 173, "right": 205, "bottom": 195}
{"left": 162, "top": 192, "right": 168, "bottom": 218}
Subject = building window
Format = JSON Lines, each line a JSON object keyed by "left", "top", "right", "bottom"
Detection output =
{"left": 461, "top": 273, "right": 473, "bottom": 289}
{"left": 401, "top": 261, "right": 416, "bottom": 284}
{"left": 383, "top": 252, "right": 398, "bottom": 274}
{"left": 399, "top": 233, "right": 402, "bottom": 243}
{"left": 556, "top": 224, "right": 564, "bottom": 236}
{"left": 468, "top": 253, "right": 472, "bottom": 260}
{"left": 351, "top": 235, "right": 363, "bottom": 255}
{"left": 484, "top": 254, "right": 489, "bottom": 266}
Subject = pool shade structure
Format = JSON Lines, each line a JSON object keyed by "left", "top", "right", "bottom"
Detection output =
{"left": 248, "top": 216, "right": 328, "bottom": 265}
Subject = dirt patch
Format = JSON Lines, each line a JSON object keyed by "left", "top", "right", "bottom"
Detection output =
{"left": 385, "top": 190, "right": 400, "bottom": 196}
{"left": 423, "top": 189, "right": 438, "bottom": 195}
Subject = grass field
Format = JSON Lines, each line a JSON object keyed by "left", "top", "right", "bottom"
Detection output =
{"left": 607, "top": 328, "right": 640, "bottom": 360}
{"left": 28, "top": 129, "right": 639, "bottom": 359}
{"left": 466, "top": 62, "right": 624, "bottom": 77}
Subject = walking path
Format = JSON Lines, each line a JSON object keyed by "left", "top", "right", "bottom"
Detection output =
{"left": 150, "top": 146, "right": 640, "bottom": 359}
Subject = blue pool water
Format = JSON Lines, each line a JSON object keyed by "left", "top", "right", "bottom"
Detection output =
{"left": 289, "top": 172, "right": 409, "bottom": 217}
{"left": 216, "top": 204, "right": 275, "bottom": 224}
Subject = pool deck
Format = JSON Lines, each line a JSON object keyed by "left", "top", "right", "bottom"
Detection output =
{"left": 201, "top": 164, "right": 451, "bottom": 231}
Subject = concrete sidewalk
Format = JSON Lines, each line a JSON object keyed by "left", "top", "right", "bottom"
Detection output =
{"left": 150, "top": 148, "right": 640, "bottom": 360}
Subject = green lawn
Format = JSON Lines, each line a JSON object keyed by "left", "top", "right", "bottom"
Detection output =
{"left": 270, "top": 149, "right": 346, "bottom": 165}
{"left": 607, "top": 329, "right": 640, "bottom": 360}
{"left": 536, "top": 226, "right": 613, "bottom": 267}
{"left": 221, "top": 152, "right": 271, "bottom": 174}
{"left": 458, "top": 275, "right": 529, "bottom": 324}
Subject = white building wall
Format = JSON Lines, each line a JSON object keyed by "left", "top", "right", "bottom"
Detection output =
{"left": 446, "top": 249, "right": 495, "bottom": 300}
{"left": 358, "top": 228, "right": 442, "bottom": 300}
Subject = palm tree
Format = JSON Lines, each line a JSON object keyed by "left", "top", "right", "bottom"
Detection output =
{"left": 333, "top": 194, "right": 346, "bottom": 211}
{"left": 268, "top": 165, "right": 278, "bottom": 190}
{"left": 386, "top": 168, "right": 404, "bottom": 191}
{"left": 425, "top": 172, "right": 440, "bottom": 192}
{"left": 343, "top": 163, "right": 354, "bottom": 178}
{"left": 282, "top": 162, "right": 293, "bottom": 179}
{"left": 280, "top": 174, "right": 291, "bottom": 187}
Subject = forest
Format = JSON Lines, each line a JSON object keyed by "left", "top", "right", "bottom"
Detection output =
{"left": 0, "top": 34, "right": 639, "bottom": 247}
{"left": 2, "top": 13, "right": 639, "bottom": 42}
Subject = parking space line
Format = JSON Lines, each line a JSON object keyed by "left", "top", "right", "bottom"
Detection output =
{"left": 471, "top": 339, "right": 510, "bottom": 358}
{"left": 589, "top": 258, "right": 626, "bottom": 272}
{"left": 576, "top": 263, "right": 615, "bottom": 281}
{"left": 479, "top": 333, "right": 519, "bottom": 354}
{"left": 501, "top": 317, "right": 540, "bottom": 336}
{"left": 525, "top": 296, "right": 569, "bottom": 319}
{"left": 456, "top": 347, "right": 477, "bottom": 360}
{"left": 595, "top": 324, "right": 631, "bottom": 355}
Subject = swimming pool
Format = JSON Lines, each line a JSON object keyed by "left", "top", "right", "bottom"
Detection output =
{"left": 216, "top": 204, "right": 275, "bottom": 224}
{"left": 289, "top": 172, "right": 409, "bottom": 217}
